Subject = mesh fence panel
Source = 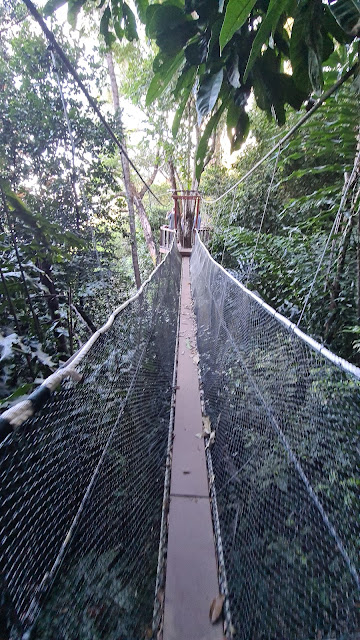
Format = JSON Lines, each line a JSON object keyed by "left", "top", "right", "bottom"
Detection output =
{"left": 0, "top": 242, "right": 181, "bottom": 640}
{"left": 191, "top": 236, "right": 360, "bottom": 640}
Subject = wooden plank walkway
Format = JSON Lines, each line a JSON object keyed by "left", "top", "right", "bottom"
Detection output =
{"left": 163, "top": 256, "right": 222, "bottom": 640}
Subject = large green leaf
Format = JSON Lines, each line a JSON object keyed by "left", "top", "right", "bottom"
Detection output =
{"left": 327, "top": 0, "right": 360, "bottom": 35}
{"left": 226, "top": 102, "right": 250, "bottom": 152}
{"left": 146, "top": 49, "right": 185, "bottom": 106}
{"left": 0, "top": 384, "right": 33, "bottom": 406}
{"left": 290, "top": 0, "right": 324, "bottom": 94}
{"left": 123, "top": 2, "right": 138, "bottom": 41}
{"left": 100, "top": 7, "right": 116, "bottom": 48}
{"left": 146, "top": 5, "right": 197, "bottom": 56}
{"left": 172, "top": 67, "right": 197, "bottom": 137}
{"left": 244, "top": 0, "right": 291, "bottom": 82}
{"left": 146, "top": 4, "right": 185, "bottom": 39}
{"left": 196, "top": 98, "right": 228, "bottom": 180}
{"left": 43, "top": 0, "right": 67, "bottom": 16}
{"left": 133, "top": 0, "right": 148, "bottom": 23}
{"left": 185, "top": 36, "right": 208, "bottom": 65}
{"left": 196, "top": 68, "right": 224, "bottom": 123}
{"left": 219, "top": 0, "right": 257, "bottom": 52}
{"left": 67, "top": 0, "right": 87, "bottom": 28}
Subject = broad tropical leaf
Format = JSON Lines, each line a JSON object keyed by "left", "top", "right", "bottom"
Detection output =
{"left": 67, "top": 0, "right": 87, "bottom": 28}
{"left": 133, "top": 0, "right": 148, "bottom": 23}
{"left": 327, "top": 0, "right": 360, "bottom": 35}
{"left": 172, "top": 67, "right": 197, "bottom": 137}
{"left": 226, "top": 102, "right": 250, "bottom": 152}
{"left": 196, "top": 98, "right": 228, "bottom": 180}
{"left": 100, "top": 7, "right": 116, "bottom": 48}
{"left": 146, "top": 49, "right": 185, "bottom": 106}
{"left": 43, "top": 0, "right": 67, "bottom": 16}
{"left": 219, "top": 0, "right": 257, "bottom": 52}
{"left": 196, "top": 69, "right": 224, "bottom": 123}
{"left": 244, "top": 0, "right": 291, "bottom": 82}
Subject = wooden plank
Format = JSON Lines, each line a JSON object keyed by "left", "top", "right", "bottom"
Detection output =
{"left": 163, "top": 257, "right": 223, "bottom": 640}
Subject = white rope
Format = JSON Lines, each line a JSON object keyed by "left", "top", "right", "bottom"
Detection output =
{"left": 203, "top": 66, "right": 357, "bottom": 206}
{"left": 221, "top": 190, "right": 236, "bottom": 266}
{"left": 297, "top": 147, "right": 360, "bottom": 327}
{"left": 246, "top": 147, "right": 281, "bottom": 286}
{"left": 0, "top": 236, "right": 177, "bottom": 432}
{"left": 194, "top": 233, "right": 360, "bottom": 379}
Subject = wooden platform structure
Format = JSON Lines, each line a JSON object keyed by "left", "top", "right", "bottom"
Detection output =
{"left": 163, "top": 254, "right": 222, "bottom": 640}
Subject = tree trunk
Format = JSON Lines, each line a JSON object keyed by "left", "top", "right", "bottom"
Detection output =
{"left": 40, "top": 260, "right": 68, "bottom": 356}
{"left": 169, "top": 159, "right": 183, "bottom": 244}
{"left": 106, "top": 51, "right": 141, "bottom": 289}
{"left": 183, "top": 200, "right": 194, "bottom": 249}
{"left": 132, "top": 192, "right": 157, "bottom": 265}
{"left": 0, "top": 265, "right": 34, "bottom": 378}
{"left": 76, "top": 300, "right": 97, "bottom": 332}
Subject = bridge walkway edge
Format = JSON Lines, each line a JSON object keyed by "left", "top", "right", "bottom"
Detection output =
{"left": 162, "top": 255, "right": 223, "bottom": 640}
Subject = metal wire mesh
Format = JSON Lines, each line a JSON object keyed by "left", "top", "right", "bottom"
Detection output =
{"left": 0, "top": 242, "right": 181, "bottom": 640}
{"left": 191, "top": 235, "right": 360, "bottom": 640}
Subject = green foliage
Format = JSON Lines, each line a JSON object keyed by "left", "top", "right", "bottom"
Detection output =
{"left": 219, "top": 0, "right": 258, "bottom": 52}
{"left": 328, "top": 0, "right": 360, "bottom": 35}
{"left": 53, "top": 0, "right": 358, "bottom": 180}
{"left": 204, "top": 63, "right": 359, "bottom": 360}
{"left": 0, "top": 9, "right": 144, "bottom": 399}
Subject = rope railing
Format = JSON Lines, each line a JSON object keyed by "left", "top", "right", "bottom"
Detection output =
{"left": 191, "top": 233, "right": 360, "bottom": 640}
{"left": 0, "top": 240, "right": 182, "bottom": 640}
{"left": 1, "top": 233, "right": 360, "bottom": 640}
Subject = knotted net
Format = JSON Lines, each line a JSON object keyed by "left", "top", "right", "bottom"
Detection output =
{"left": 0, "top": 242, "right": 181, "bottom": 640}
{"left": 191, "top": 234, "right": 360, "bottom": 640}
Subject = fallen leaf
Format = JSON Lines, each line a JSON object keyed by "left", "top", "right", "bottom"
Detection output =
{"left": 202, "top": 415, "right": 211, "bottom": 435}
{"left": 182, "top": 470, "right": 191, "bottom": 474}
{"left": 185, "top": 338, "right": 191, "bottom": 349}
{"left": 209, "top": 431, "right": 216, "bottom": 445}
{"left": 209, "top": 594, "right": 225, "bottom": 623}
{"left": 193, "top": 354, "right": 199, "bottom": 365}
{"left": 195, "top": 432, "right": 203, "bottom": 439}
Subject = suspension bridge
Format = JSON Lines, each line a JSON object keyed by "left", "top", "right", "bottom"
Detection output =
{"left": 1, "top": 1, "right": 359, "bottom": 637}
{"left": 0, "top": 233, "right": 359, "bottom": 640}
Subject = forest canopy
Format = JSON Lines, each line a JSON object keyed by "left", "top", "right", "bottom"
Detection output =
{"left": 0, "top": 0, "right": 359, "bottom": 404}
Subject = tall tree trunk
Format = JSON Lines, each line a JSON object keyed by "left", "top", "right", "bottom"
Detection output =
{"left": 40, "top": 259, "right": 68, "bottom": 355}
{"left": 169, "top": 159, "right": 183, "bottom": 244}
{"left": 1, "top": 187, "right": 43, "bottom": 342}
{"left": 0, "top": 265, "right": 34, "bottom": 378}
{"left": 106, "top": 51, "right": 141, "bottom": 289}
{"left": 132, "top": 192, "right": 157, "bottom": 264}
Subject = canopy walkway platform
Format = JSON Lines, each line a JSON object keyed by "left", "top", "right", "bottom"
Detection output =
{"left": 0, "top": 236, "right": 359, "bottom": 640}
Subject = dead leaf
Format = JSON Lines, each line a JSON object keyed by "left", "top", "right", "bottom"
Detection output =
{"left": 209, "top": 594, "right": 225, "bottom": 623}
{"left": 209, "top": 431, "right": 216, "bottom": 445}
{"left": 202, "top": 415, "right": 211, "bottom": 435}
{"left": 182, "top": 470, "right": 191, "bottom": 474}
{"left": 193, "top": 354, "right": 199, "bottom": 365}
{"left": 195, "top": 432, "right": 203, "bottom": 439}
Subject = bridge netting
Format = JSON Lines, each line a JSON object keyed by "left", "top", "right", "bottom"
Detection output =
{"left": 0, "top": 241, "right": 181, "bottom": 640}
{"left": 191, "top": 235, "right": 360, "bottom": 640}
{"left": 1, "top": 234, "right": 359, "bottom": 640}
